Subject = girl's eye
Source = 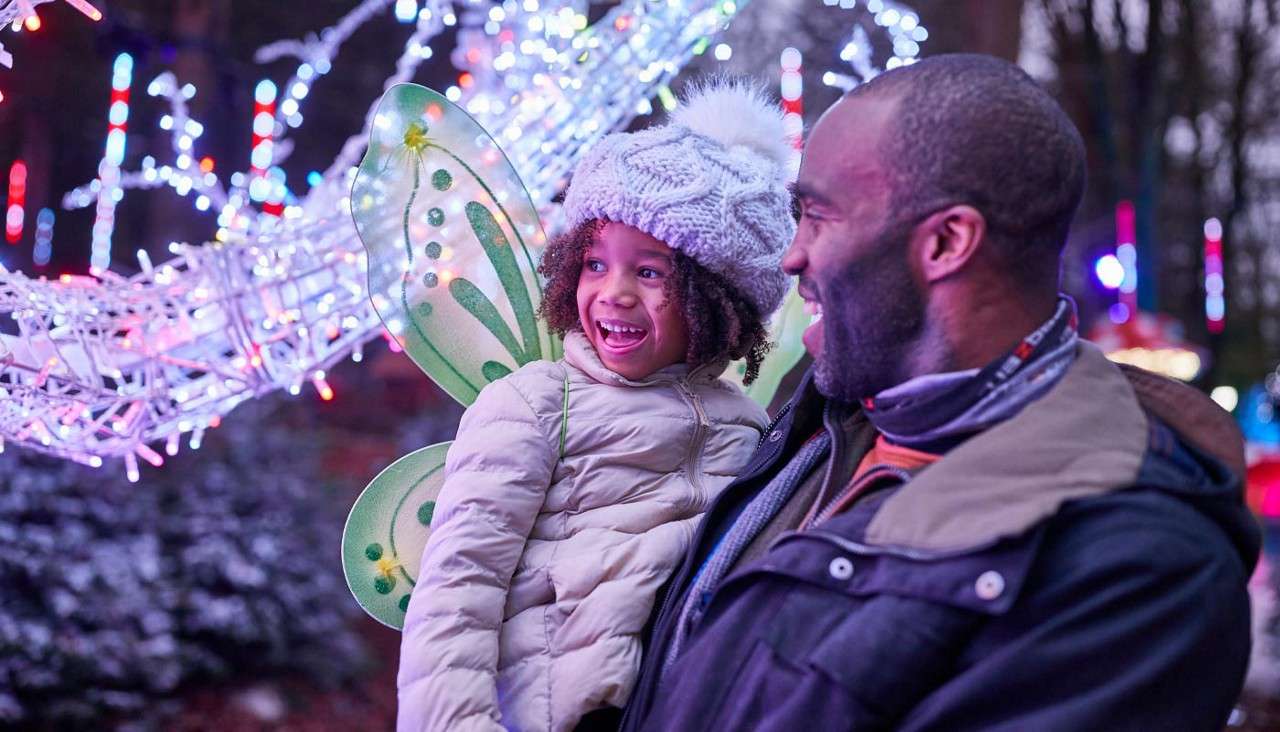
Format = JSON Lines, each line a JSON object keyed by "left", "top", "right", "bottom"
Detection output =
{"left": 585, "top": 259, "right": 605, "bottom": 273}
{"left": 638, "top": 267, "right": 663, "bottom": 280}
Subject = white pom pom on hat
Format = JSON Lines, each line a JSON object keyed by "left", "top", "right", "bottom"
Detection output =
{"left": 561, "top": 77, "right": 797, "bottom": 317}
{"left": 670, "top": 77, "right": 797, "bottom": 177}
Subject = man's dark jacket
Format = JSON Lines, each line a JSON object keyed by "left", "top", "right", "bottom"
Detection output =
{"left": 619, "top": 343, "right": 1260, "bottom": 731}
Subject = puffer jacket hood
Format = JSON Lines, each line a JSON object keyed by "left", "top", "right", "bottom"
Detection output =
{"left": 398, "top": 331, "right": 767, "bottom": 732}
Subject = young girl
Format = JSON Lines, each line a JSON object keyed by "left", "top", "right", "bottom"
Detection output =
{"left": 397, "top": 80, "right": 796, "bottom": 732}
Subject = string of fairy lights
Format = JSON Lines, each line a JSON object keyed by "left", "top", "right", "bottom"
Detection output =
{"left": 0, "top": 0, "right": 923, "bottom": 476}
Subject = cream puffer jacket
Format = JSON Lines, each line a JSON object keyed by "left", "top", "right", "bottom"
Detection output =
{"left": 397, "top": 331, "right": 768, "bottom": 732}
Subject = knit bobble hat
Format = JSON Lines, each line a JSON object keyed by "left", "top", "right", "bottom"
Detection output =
{"left": 561, "top": 79, "right": 797, "bottom": 316}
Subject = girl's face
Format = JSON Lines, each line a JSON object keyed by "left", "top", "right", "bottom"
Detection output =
{"left": 577, "top": 222, "right": 689, "bottom": 380}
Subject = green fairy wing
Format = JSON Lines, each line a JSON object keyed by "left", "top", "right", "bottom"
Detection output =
{"left": 346, "top": 85, "right": 561, "bottom": 628}
{"left": 352, "top": 83, "right": 561, "bottom": 407}
{"left": 341, "top": 441, "right": 450, "bottom": 629}
{"left": 723, "top": 284, "right": 809, "bottom": 409}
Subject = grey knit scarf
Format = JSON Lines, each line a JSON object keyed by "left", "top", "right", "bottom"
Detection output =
{"left": 662, "top": 428, "right": 833, "bottom": 674}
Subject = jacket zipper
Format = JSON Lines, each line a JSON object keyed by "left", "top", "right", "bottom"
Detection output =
{"left": 807, "top": 464, "right": 911, "bottom": 528}
{"left": 677, "top": 382, "right": 711, "bottom": 508}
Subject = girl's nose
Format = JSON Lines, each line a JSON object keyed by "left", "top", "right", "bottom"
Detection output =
{"left": 600, "top": 273, "right": 639, "bottom": 308}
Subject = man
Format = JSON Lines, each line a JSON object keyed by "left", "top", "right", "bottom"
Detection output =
{"left": 618, "top": 54, "right": 1259, "bottom": 731}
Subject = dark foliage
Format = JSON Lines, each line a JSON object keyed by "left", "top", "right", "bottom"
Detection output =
{"left": 0, "top": 398, "right": 367, "bottom": 728}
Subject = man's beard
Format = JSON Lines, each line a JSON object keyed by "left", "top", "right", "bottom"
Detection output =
{"left": 813, "top": 222, "right": 926, "bottom": 402}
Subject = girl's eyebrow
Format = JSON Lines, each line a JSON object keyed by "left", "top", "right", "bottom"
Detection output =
{"left": 634, "top": 248, "right": 673, "bottom": 261}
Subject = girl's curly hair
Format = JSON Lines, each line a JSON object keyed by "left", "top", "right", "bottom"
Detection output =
{"left": 537, "top": 220, "right": 772, "bottom": 384}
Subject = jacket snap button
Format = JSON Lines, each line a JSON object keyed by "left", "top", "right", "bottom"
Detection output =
{"left": 828, "top": 556, "right": 854, "bottom": 580}
{"left": 768, "top": 429, "right": 782, "bottom": 443}
{"left": 975, "top": 570, "right": 1005, "bottom": 601}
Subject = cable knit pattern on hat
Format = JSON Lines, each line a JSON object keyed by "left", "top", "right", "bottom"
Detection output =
{"left": 561, "top": 79, "right": 796, "bottom": 316}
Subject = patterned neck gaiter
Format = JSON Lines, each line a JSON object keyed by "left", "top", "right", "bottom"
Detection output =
{"left": 861, "top": 296, "right": 1080, "bottom": 453}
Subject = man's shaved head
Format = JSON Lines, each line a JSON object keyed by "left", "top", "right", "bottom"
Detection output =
{"left": 846, "top": 53, "right": 1086, "bottom": 287}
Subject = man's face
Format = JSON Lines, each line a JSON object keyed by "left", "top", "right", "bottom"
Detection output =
{"left": 783, "top": 95, "right": 927, "bottom": 401}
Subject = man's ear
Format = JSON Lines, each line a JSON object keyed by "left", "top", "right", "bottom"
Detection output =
{"left": 910, "top": 205, "right": 987, "bottom": 284}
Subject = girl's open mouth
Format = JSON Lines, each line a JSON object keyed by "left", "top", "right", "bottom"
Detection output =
{"left": 596, "top": 319, "right": 649, "bottom": 354}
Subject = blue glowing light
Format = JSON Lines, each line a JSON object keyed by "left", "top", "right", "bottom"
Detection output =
{"left": 1094, "top": 254, "right": 1125, "bottom": 290}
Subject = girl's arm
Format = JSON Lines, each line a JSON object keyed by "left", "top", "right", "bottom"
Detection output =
{"left": 397, "top": 377, "right": 556, "bottom": 732}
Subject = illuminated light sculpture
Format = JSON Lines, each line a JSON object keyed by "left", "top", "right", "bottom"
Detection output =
{"left": 1111, "top": 199, "right": 1137, "bottom": 324}
{"left": 89, "top": 52, "right": 133, "bottom": 272}
{"left": 780, "top": 47, "right": 803, "bottom": 156}
{"left": 249, "top": 79, "right": 278, "bottom": 212}
{"left": 0, "top": 0, "right": 760, "bottom": 471}
{"left": 1204, "top": 217, "right": 1225, "bottom": 334}
{"left": 5, "top": 159, "right": 25, "bottom": 244}
{"left": 0, "top": 0, "right": 924, "bottom": 472}
{"left": 31, "top": 207, "right": 53, "bottom": 265}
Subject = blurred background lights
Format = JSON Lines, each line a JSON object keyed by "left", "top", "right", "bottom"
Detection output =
{"left": 1204, "top": 217, "right": 1225, "bottom": 334}
{"left": 5, "top": 159, "right": 26, "bottom": 244}
{"left": 1094, "top": 253, "right": 1125, "bottom": 290}
{"left": 1211, "top": 385, "right": 1239, "bottom": 413}
{"left": 395, "top": 0, "right": 418, "bottom": 23}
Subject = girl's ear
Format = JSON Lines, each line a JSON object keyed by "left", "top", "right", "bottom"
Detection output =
{"left": 910, "top": 205, "right": 987, "bottom": 285}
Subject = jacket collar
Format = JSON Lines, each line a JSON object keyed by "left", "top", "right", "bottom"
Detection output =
{"left": 561, "top": 330, "right": 727, "bottom": 387}
{"left": 863, "top": 341, "right": 1151, "bottom": 553}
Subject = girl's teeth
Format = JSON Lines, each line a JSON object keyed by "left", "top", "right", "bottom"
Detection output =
{"left": 803, "top": 301, "right": 822, "bottom": 317}
{"left": 599, "top": 321, "right": 642, "bottom": 333}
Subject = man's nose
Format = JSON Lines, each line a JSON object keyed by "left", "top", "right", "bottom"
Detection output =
{"left": 781, "top": 236, "right": 808, "bottom": 276}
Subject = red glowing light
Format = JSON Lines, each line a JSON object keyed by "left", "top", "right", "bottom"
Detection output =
{"left": 458, "top": 72, "right": 475, "bottom": 89}
{"left": 24, "top": 14, "right": 41, "bottom": 32}
{"left": 1115, "top": 200, "right": 1136, "bottom": 246}
{"left": 199, "top": 156, "right": 215, "bottom": 173}
{"left": 6, "top": 160, "right": 28, "bottom": 244}
{"left": 313, "top": 377, "right": 335, "bottom": 402}
{"left": 9, "top": 161, "right": 27, "bottom": 191}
